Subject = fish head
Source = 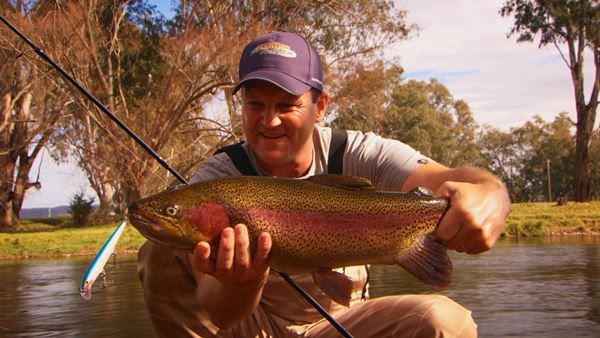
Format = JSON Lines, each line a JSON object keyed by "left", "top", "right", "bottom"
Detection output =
{"left": 128, "top": 184, "right": 230, "bottom": 251}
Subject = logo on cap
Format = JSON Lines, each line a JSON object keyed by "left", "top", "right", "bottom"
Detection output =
{"left": 251, "top": 42, "right": 297, "bottom": 58}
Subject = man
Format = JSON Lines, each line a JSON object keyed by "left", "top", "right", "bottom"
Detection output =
{"left": 138, "top": 31, "right": 511, "bottom": 337}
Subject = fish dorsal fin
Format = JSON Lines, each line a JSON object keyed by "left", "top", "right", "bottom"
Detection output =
{"left": 307, "top": 175, "right": 374, "bottom": 190}
{"left": 409, "top": 187, "right": 435, "bottom": 196}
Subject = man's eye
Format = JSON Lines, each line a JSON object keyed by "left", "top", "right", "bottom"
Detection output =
{"left": 246, "top": 101, "right": 263, "bottom": 108}
{"left": 278, "top": 103, "right": 297, "bottom": 111}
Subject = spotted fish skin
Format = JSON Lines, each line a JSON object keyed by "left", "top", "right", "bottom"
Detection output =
{"left": 128, "top": 175, "right": 452, "bottom": 290}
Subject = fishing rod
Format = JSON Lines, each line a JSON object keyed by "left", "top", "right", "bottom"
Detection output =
{"left": 0, "top": 15, "right": 353, "bottom": 338}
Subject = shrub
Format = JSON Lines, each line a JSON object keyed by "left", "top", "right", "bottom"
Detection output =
{"left": 69, "top": 192, "right": 95, "bottom": 226}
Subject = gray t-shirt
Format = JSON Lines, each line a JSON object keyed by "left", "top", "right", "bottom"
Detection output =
{"left": 191, "top": 126, "right": 429, "bottom": 191}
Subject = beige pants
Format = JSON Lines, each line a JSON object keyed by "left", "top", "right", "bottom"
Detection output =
{"left": 289, "top": 295, "right": 477, "bottom": 338}
{"left": 228, "top": 294, "right": 477, "bottom": 338}
{"left": 139, "top": 241, "right": 477, "bottom": 338}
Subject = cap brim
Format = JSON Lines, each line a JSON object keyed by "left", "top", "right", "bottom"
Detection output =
{"left": 231, "top": 70, "right": 312, "bottom": 96}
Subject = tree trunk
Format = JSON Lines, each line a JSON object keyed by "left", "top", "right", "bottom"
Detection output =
{"left": 573, "top": 103, "right": 596, "bottom": 201}
{"left": 569, "top": 33, "right": 598, "bottom": 202}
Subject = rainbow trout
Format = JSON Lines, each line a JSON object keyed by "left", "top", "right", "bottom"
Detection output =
{"left": 128, "top": 175, "right": 452, "bottom": 305}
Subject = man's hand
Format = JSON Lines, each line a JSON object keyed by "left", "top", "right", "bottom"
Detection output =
{"left": 192, "top": 224, "right": 272, "bottom": 285}
{"left": 434, "top": 180, "right": 511, "bottom": 254}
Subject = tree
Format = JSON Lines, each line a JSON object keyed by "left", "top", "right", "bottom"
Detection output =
{"left": 68, "top": 191, "right": 95, "bottom": 226}
{"left": 514, "top": 113, "right": 575, "bottom": 201}
{"left": 383, "top": 79, "right": 483, "bottom": 167}
{"left": 479, "top": 113, "right": 576, "bottom": 202}
{"left": 45, "top": 0, "right": 415, "bottom": 204}
{"left": 0, "top": 4, "right": 68, "bottom": 229}
{"left": 330, "top": 61, "right": 404, "bottom": 133}
{"left": 478, "top": 125, "right": 521, "bottom": 199}
{"left": 5, "top": 0, "right": 414, "bottom": 213}
{"left": 501, "top": 0, "right": 600, "bottom": 201}
{"left": 589, "top": 129, "right": 600, "bottom": 199}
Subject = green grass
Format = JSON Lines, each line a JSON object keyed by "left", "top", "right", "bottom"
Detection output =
{"left": 0, "top": 221, "right": 146, "bottom": 259}
{"left": 505, "top": 201, "right": 600, "bottom": 237}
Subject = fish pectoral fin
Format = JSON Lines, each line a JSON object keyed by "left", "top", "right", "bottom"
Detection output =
{"left": 395, "top": 235, "right": 452, "bottom": 289}
{"left": 307, "top": 175, "right": 374, "bottom": 191}
{"left": 312, "top": 270, "right": 354, "bottom": 307}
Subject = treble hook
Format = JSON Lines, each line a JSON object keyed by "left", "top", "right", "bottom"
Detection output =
{"left": 106, "top": 251, "right": 119, "bottom": 269}
{"left": 99, "top": 271, "right": 107, "bottom": 289}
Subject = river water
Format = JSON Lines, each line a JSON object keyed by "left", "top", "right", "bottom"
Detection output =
{"left": 0, "top": 237, "right": 598, "bottom": 337}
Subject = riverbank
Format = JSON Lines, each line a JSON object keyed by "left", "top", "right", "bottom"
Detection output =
{"left": 506, "top": 201, "right": 600, "bottom": 236}
{"left": 1, "top": 201, "right": 599, "bottom": 260}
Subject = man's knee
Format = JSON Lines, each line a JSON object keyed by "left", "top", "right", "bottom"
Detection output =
{"left": 418, "top": 295, "right": 477, "bottom": 338}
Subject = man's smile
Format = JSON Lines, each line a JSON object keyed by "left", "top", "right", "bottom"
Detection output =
{"left": 260, "top": 131, "right": 286, "bottom": 139}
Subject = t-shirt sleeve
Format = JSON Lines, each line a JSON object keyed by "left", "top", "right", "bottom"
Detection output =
{"left": 343, "top": 130, "right": 431, "bottom": 192}
{"left": 189, "top": 152, "right": 243, "bottom": 183}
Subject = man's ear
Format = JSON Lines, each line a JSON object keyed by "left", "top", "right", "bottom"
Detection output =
{"left": 315, "top": 92, "right": 329, "bottom": 123}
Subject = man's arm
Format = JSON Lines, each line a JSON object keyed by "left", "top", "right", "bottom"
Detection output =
{"left": 402, "top": 161, "right": 512, "bottom": 254}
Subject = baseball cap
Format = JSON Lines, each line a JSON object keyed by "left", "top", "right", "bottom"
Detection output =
{"left": 231, "top": 31, "right": 324, "bottom": 96}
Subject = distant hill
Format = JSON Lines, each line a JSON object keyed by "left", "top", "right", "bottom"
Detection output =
{"left": 20, "top": 206, "right": 70, "bottom": 219}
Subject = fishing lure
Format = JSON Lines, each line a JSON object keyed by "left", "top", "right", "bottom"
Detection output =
{"left": 80, "top": 219, "right": 127, "bottom": 300}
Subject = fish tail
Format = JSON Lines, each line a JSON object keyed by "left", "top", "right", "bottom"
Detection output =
{"left": 395, "top": 234, "right": 452, "bottom": 288}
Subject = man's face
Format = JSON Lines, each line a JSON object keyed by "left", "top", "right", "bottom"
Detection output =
{"left": 241, "top": 80, "right": 327, "bottom": 175}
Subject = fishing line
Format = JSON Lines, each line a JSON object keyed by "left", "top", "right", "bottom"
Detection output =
{"left": 1, "top": 15, "right": 354, "bottom": 338}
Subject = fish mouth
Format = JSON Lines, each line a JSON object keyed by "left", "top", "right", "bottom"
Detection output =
{"left": 127, "top": 202, "right": 193, "bottom": 251}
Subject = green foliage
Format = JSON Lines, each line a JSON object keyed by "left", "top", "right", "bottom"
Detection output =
{"left": 479, "top": 113, "right": 576, "bottom": 202}
{"left": 68, "top": 192, "right": 95, "bottom": 226}
{"left": 500, "top": 0, "right": 599, "bottom": 48}
{"left": 333, "top": 74, "right": 484, "bottom": 168}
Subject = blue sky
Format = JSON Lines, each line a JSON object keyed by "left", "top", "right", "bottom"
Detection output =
{"left": 22, "top": 0, "right": 596, "bottom": 208}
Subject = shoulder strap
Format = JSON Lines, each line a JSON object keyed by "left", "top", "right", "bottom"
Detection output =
{"left": 214, "top": 128, "right": 347, "bottom": 176}
{"left": 213, "top": 141, "right": 258, "bottom": 176}
{"left": 328, "top": 128, "right": 347, "bottom": 174}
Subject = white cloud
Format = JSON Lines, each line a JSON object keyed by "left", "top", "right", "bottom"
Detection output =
{"left": 390, "top": 0, "right": 596, "bottom": 130}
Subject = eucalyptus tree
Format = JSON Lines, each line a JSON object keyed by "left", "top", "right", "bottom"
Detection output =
{"left": 0, "top": 3, "right": 70, "bottom": 228}
{"left": 38, "top": 0, "right": 415, "bottom": 205}
{"left": 501, "top": 0, "right": 599, "bottom": 201}
{"left": 382, "top": 78, "right": 483, "bottom": 167}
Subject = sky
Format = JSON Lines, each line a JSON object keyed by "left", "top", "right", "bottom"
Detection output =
{"left": 21, "top": 0, "right": 597, "bottom": 209}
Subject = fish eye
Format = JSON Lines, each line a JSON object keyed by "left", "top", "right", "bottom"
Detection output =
{"left": 164, "top": 205, "right": 179, "bottom": 217}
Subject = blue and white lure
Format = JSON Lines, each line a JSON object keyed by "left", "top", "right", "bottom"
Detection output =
{"left": 80, "top": 218, "right": 127, "bottom": 300}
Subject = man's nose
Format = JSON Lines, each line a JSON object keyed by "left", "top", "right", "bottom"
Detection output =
{"left": 262, "top": 109, "right": 282, "bottom": 127}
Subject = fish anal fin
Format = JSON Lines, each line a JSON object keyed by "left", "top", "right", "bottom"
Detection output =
{"left": 396, "top": 235, "right": 452, "bottom": 288}
{"left": 312, "top": 270, "right": 354, "bottom": 307}
{"left": 307, "top": 175, "right": 374, "bottom": 191}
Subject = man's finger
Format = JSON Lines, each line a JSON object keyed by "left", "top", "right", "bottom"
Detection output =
{"left": 234, "top": 224, "right": 250, "bottom": 281}
{"left": 193, "top": 241, "right": 214, "bottom": 273}
{"left": 215, "top": 227, "right": 235, "bottom": 277}
{"left": 252, "top": 232, "right": 271, "bottom": 269}
{"left": 433, "top": 207, "right": 461, "bottom": 244}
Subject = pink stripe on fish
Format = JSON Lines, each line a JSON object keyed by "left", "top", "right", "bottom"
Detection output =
{"left": 183, "top": 202, "right": 230, "bottom": 239}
